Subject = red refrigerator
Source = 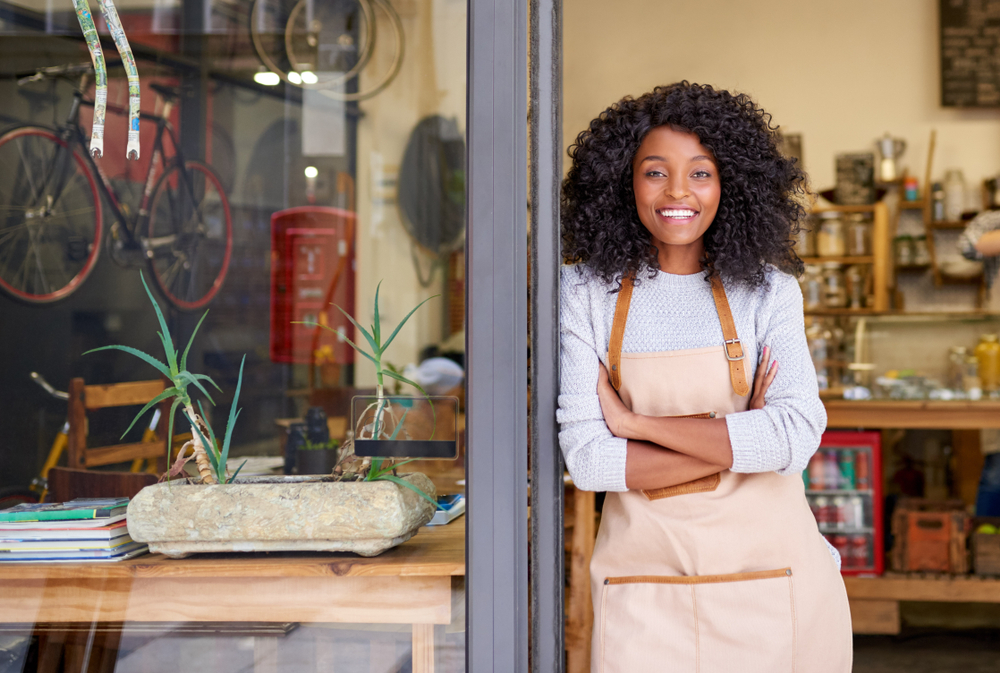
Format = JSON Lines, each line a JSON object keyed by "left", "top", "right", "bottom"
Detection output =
{"left": 804, "top": 430, "right": 884, "bottom": 576}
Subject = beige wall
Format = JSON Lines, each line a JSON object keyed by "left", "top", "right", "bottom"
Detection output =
{"left": 564, "top": 0, "right": 1000, "bottom": 191}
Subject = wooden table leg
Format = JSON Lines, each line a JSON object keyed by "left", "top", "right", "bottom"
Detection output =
{"left": 566, "top": 487, "right": 596, "bottom": 673}
{"left": 412, "top": 624, "right": 435, "bottom": 673}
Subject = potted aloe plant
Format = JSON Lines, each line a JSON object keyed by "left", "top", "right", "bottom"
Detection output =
{"left": 92, "top": 275, "right": 438, "bottom": 557}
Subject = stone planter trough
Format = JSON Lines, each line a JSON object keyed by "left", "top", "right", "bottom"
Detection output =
{"left": 126, "top": 473, "right": 436, "bottom": 557}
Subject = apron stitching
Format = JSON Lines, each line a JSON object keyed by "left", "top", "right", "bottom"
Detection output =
{"left": 691, "top": 585, "right": 700, "bottom": 673}
{"left": 600, "top": 580, "right": 609, "bottom": 673}
{"left": 787, "top": 574, "right": 797, "bottom": 673}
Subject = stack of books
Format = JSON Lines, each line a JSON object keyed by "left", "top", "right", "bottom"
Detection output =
{"left": 0, "top": 498, "right": 148, "bottom": 562}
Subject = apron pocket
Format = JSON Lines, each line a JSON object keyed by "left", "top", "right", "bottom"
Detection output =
{"left": 600, "top": 569, "right": 795, "bottom": 673}
{"left": 641, "top": 412, "right": 722, "bottom": 501}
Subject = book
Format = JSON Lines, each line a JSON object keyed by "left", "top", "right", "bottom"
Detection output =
{"left": 0, "top": 498, "right": 129, "bottom": 522}
{"left": 0, "top": 520, "right": 128, "bottom": 541}
{"left": 0, "top": 542, "right": 148, "bottom": 563}
{"left": 0, "top": 514, "right": 126, "bottom": 530}
{"left": 0, "top": 533, "right": 135, "bottom": 552}
{"left": 427, "top": 494, "right": 465, "bottom": 526}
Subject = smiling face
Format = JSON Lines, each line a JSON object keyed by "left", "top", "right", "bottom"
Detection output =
{"left": 632, "top": 125, "right": 721, "bottom": 274}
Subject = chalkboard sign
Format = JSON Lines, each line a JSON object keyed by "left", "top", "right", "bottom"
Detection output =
{"left": 940, "top": 0, "right": 1000, "bottom": 107}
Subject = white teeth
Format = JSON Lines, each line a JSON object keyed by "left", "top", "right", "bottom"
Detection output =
{"left": 658, "top": 209, "right": 696, "bottom": 218}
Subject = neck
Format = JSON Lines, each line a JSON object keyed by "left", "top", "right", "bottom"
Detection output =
{"left": 655, "top": 239, "right": 705, "bottom": 275}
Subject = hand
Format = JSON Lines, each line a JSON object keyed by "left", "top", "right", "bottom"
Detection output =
{"left": 748, "top": 345, "right": 778, "bottom": 411}
{"left": 597, "top": 363, "right": 634, "bottom": 438}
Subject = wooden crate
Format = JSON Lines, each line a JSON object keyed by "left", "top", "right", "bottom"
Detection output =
{"left": 890, "top": 499, "right": 969, "bottom": 574}
{"left": 971, "top": 517, "right": 1000, "bottom": 576}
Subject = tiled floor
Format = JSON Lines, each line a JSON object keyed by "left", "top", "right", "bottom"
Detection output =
{"left": 854, "top": 630, "right": 1000, "bottom": 673}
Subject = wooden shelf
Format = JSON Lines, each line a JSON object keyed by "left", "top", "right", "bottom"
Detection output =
{"left": 825, "top": 399, "right": 1000, "bottom": 429}
{"left": 930, "top": 220, "right": 971, "bottom": 229}
{"left": 805, "top": 308, "right": 879, "bottom": 316}
{"left": 800, "top": 256, "right": 874, "bottom": 265}
{"left": 899, "top": 200, "right": 926, "bottom": 210}
{"left": 811, "top": 204, "right": 878, "bottom": 214}
{"left": 895, "top": 264, "right": 932, "bottom": 272}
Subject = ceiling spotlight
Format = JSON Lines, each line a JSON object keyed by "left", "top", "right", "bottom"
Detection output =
{"left": 300, "top": 71, "right": 319, "bottom": 85}
{"left": 288, "top": 71, "right": 302, "bottom": 85}
{"left": 304, "top": 166, "right": 319, "bottom": 179}
{"left": 254, "top": 69, "right": 280, "bottom": 86}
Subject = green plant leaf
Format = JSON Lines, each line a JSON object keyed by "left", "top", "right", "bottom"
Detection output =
{"left": 219, "top": 356, "right": 246, "bottom": 479}
{"left": 196, "top": 400, "right": 228, "bottom": 483}
{"left": 294, "top": 322, "right": 381, "bottom": 366}
{"left": 331, "top": 304, "right": 380, "bottom": 357}
{"left": 387, "top": 407, "right": 409, "bottom": 441}
{"left": 119, "top": 387, "right": 182, "bottom": 439}
{"left": 180, "top": 310, "right": 209, "bottom": 373}
{"left": 192, "top": 373, "right": 223, "bottom": 393}
{"left": 373, "top": 280, "right": 382, "bottom": 345}
{"left": 375, "top": 474, "right": 439, "bottom": 509}
{"left": 167, "top": 397, "right": 183, "bottom": 462}
{"left": 140, "top": 271, "right": 179, "bottom": 376}
{"left": 183, "top": 410, "right": 220, "bottom": 479}
{"left": 83, "top": 345, "right": 171, "bottom": 379}
{"left": 177, "top": 371, "right": 215, "bottom": 405}
{"left": 227, "top": 459, "right": 248, "bottom": 483}
{"left": 379, "top": 295, "right": 440, "bottom": 354}
{"left": 381, "top": 370, "right": 429, "bottom": 398}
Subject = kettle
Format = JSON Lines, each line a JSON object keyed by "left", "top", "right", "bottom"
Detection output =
{"left": 876, "top": 133, "right": 906, "bottom": 182}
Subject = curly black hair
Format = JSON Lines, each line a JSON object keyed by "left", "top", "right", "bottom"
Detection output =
{"left": 562, "top": 81, "right": 806, "bottom": 289}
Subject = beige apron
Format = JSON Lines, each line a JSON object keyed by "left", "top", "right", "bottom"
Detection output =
{"left": 590, "top": 274, "right": 852, "bottom": 673}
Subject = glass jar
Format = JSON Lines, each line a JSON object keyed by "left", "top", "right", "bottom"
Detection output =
{"left": 800, "top": 264, "right": 824, "bottom": 311}
{"left": 894, "top": 234, "right": 915, "bottom": 266}
{"left": 822, "top": 262, "right": 847, "bottom": 308}
{"left": 913, "top": 235, "right": 931, "bottom": 265}
{"left": 948, "top": 346, "right": 968, "bottom": 391}
{"left": 846, "top": 214, "right": 870, "bottom": 256}
{"left": 845, "top": 264, "right": 866, "bottom": 309}
{"left": 932, "top": 182, "right": 946, "bottom": 222}
{"left": 795, "top": 218, "right": 816, "bottom": 257}
{"left": 964, "top": 355, "right": 983, "bottom": 400}
{"left": 816, "top": 211, "right": 846, "bottom": 257}
{"left": 944, "top": 169, "right": 966, "bottom": 222}
{"left": 975, "top": 334, "right": 1000, "bottom": 393}
{"left": 806, "top": 319, "right": 829, "bottom": 390}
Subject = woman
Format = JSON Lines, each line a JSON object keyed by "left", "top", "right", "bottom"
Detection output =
{"left": 558, "top": 82, "right": 852, "bottom": 672}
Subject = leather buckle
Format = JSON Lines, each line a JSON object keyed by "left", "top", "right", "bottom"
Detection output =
{"left": 724, "top": 338, "right": 744, "bottom": 362}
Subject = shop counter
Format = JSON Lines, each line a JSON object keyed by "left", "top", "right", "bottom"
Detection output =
{"left": 0, "top": 518, "right": 465, "bottom": 673}
{"left": 825, "top": 399, "right": 1000, "bottom": 430}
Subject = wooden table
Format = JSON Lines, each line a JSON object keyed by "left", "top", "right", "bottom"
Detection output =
{"left": 0, "top": 518, "right": 465, "bottom": 673}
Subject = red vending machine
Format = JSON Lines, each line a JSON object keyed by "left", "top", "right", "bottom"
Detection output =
{"left": 804, "top": 430, "right": 884, "bottom": 576}
{"left": 270, "top": 206, "right": 355, "bottom": 367}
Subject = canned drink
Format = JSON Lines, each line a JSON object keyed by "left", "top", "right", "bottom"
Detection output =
{"left": 849, "top": 495, "right": 866, "bottom": 530}
{"left": 813, "top": 496, "right": 830, "bottom": 526}
{"left": 833, "top": 535, "right": 850, "bottom": 562}
{"left": 808, "top": 454, "right": 825, "bottom": 490}
{"left": 855, "top": 451, "right": 871, "bottom": 490}
{"left": 838, "top": 450, "right": 856, "bottom": 490}
{"left": 850, "top": 535, "right": 870, "bottom": 568}
{"left": 824, "top": 450, "right": 841, "bottom": 490}
{"left": 802, "top": 468, "right": 810, "bottom": 490}
{"left": 831, "top": 496, "right": 847, "bottom": 530}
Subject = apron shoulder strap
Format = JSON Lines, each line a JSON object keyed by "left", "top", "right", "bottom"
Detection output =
{"left": 709, "top": 274, "right": 751, "bottom": 397}
{"left": 608, "top": 273, "right": 635, "bottom": 391}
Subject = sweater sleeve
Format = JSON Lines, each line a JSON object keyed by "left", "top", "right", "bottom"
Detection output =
{"left": 725, "top": 274, "right": 827, "bottom": 475}
{"left": 556, "top": 268, "right": 629, "bottom": 492}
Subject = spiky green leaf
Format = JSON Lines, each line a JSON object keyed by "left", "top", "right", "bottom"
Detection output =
{"left": 387, "top": 407, "right": 409, "bottom": 441}
{"left": 218, "top": 356, "right": 246, "bottom": 479}
{"left": 83, "top": 345, "right": 171, "bottom": 379}
{"left": 227, "top": 459, "right": 248, "bottom": 484}
{"left": 180, "top": 310, "right": 209, "bottom": 373}
{"left": 167, "top": 397, "right": 183, "bottom": 462}
{"left": 183, "top": 410, "right": 220, "bottom": 478}
{"left": 331, "top": 303, "right": 379, "bottom": 356}
{"left": 381, "top": 370, "right": 429, "bottom": 398}
{"left": 293, "top": 322, "right": 381, "bottom": 366}
{"left": 192, "top": 373, "right": 223, "bottom": 393}
{"left": 119, "top": 387, "right": 182, "bottom": 439}
{"left": 177, "top": 371, "right": 215, "bottom": 405}
{"left": 373, "top": 281, "right": 382, "bottom": 344}
{"left": 380, "top": 295, "right": 440, "bottom": 354}
{"left": 140, "top": 272, "right": 178, "bottom": 376}
{"left": 375, "top": 474, "right": 439, "bottom": 508}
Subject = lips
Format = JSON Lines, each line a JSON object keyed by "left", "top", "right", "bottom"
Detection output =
{"left": 656, "top": 207, "right": 699, "bottom": 222}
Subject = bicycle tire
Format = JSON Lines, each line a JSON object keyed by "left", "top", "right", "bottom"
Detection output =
{"left": 0, "top": 126, "right": 103, "bottom": 304}
{"left": 147, "top": 160, "right": 232, "bottom": 311}
{"left": 0, "top": 487, "right": 40, "bottom": 508}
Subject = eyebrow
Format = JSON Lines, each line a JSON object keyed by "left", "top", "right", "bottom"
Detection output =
{"left": 639, "top": 154, "right": 714, "bottom": 164}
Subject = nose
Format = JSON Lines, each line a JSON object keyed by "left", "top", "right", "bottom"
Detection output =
{"left": 664, "top": 173, "right": 689, "bottom": 200}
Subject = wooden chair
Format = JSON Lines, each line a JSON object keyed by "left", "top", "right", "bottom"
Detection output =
{"left": 66, "top": 378, "right": 171, "bottom": 473}
{"left": 47, "top": 467, "right": 157, "bottom": 503}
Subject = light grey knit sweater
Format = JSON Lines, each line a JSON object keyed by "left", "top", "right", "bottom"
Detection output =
{"left": 557, "top": 264, "right": 827, "bottom": 493}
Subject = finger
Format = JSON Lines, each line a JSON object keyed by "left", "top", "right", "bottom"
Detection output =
{"left": 761, "top": 360, "right": 779, "bottom": 393}
{"left": 754, "top": 346, "right": 769, "bottom": 385}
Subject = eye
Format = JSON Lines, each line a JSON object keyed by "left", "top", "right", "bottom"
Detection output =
{"left": 645, "top": 169, "right": 665, "bottom": 178}
{"left": 693, "top": 169, "right": 712, "bottom": 178}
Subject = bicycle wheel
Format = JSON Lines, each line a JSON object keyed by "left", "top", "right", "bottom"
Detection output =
{"left": 0, "top": 126, "right": 103, "bottom": 304}
{"left": 147, "top": 160, "right": 232, "bottom": 311}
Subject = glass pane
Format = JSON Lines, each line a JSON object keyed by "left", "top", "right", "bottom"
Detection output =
{"left": 0, "top": 0, "right": 467, "bottom": 670}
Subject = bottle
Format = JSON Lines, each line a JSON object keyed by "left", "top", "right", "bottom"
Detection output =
{"left": 838, "top": 450, "right": 856, "bottom": 490}
{"left": 949, "top": 346, "right": 969, "bottom": 391}
{"left": 975, "top": 334, "right": 1000, "bottom": 393}
{"left": 822, "top": 262, "right": 847, "bottom": 308}
{"left": 814, "top": 495, "right": 830, "bottom": 527}
{"left": 849, "top": 495, "right": 865, "bottom": 529}
{"left": 913, "top": 235, "right": 931, "bottom": 265}
{"left": 964, "top": 355, "right": 983, "bottom": 400}
{"left": 932, "top": 182, "right": 946, "bottom": 221}
{"left": 801, "top": 265, "right": 824, "bottom": 311}
{"left": 846, "top": 214, "right": 870, "bottom": 256}
{"left": 850, "top": 534, "right": 870, "bottom": 568}
{"left": 806, "top": 321, "right": 829, "bottom": 390}
{"left": 904, "top": 176, "right": 920, "bottom": 201}
{"left": 824, "top": 450, "right": 841, "bottom": 490}
{"left": 831, "top": 496, "right": 848, "bottom": 530}
{"left": 944, "top": 169, "right": 966, "bottom": 222}
{"left": 808, "top": 453, "right": 825, "bottom": 490}
{"left": 846, "top": 265, "right": 866, "bottom": 309}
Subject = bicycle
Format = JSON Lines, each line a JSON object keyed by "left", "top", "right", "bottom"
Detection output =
{"left": 0, "top": 63, "right": 233, "bottom": 310}
{"left": 0, "top": 372, "right": 186, "bottom": 508}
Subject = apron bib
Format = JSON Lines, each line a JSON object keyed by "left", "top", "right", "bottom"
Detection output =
{"left": 589, "top": 274, "right": 852, "bottom": 673}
